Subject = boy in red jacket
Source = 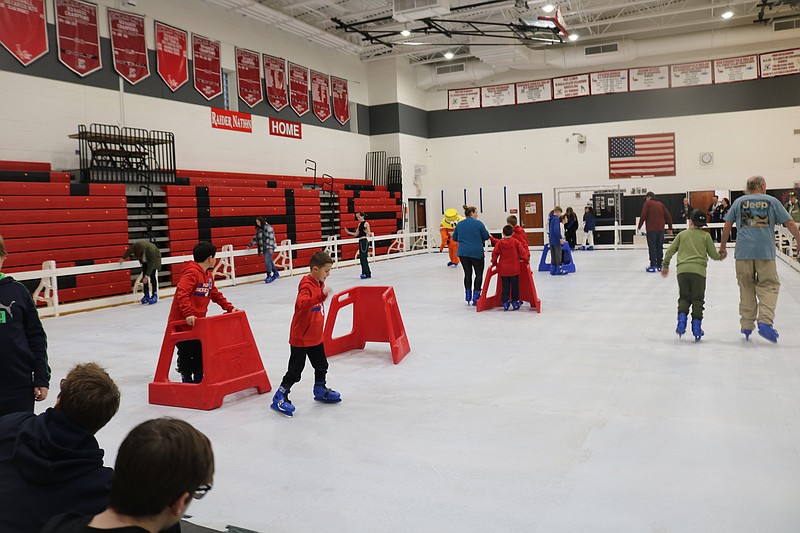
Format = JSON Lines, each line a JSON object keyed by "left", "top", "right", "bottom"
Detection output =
{"left": 271, "top": 251, "right": 341, "bottom": 417}
{"left": 491, "top": 225, "right": 530, "bottom": 311}
{"left": 167, "top": 241, "right": 236, "bottom": 383}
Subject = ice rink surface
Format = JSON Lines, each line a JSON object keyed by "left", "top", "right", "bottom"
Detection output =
{"left": 38, "top": 249, "right": 800, "bottom": 533}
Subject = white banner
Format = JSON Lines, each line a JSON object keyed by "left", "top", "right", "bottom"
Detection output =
{"left": 553, "top": 74, "right": 590, "bottom": 99}
{"left": 590, "top": 70, "right": 628, "bottom": 95}
{"left": 759, "top": 48, "right": 800, "bottom": 78}
{"left": 629, "top": 66, "right": 670, "bottom": 92}
{"left": 516, "top": 80, "right": 552, "bottom": 104}
{"left": 714, "top": 55, "right": 758, "bottom": 84}
{"left": 481, "top": 83, "right": 515, "bottom": 107}
{"left": 448, "top": 88, "right": 480, "bottom": 110}
{"left": 670, "top": 61, "right": 712, "bottom": 88}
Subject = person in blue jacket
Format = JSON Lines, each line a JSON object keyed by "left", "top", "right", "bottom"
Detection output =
{"left": 452, "top": 205, "right": 490, "bottom": 306}
{"left": 580, "top": 205, "right": 596, "bottom": 250}
{"left": 548, "top": 207, "right": 568, "bottom": 275}
{"left": 0, "top": 362, "right": 121, "bottom": 533}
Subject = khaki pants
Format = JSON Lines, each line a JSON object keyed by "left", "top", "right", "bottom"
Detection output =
{"left": 735, "top": 260, "right": 780, "bottom": 329}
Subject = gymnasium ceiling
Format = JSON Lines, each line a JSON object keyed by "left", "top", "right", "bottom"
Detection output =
{"left": 206, "top": 0, "right": 800, "bottom": 66}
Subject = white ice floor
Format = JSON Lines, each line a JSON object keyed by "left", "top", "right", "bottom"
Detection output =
{"left": 37, "top": 249, "right": 800, "bottom": 533}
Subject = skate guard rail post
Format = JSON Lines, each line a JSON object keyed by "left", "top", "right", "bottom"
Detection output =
{"left": 13, "top": 230, "right": 432, "bottom": 318}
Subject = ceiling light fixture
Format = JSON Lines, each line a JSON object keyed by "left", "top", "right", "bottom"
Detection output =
{"left": 542, "top": 4, "right": 555, "bottom": 13}
{"left": 444, "top": 51, "right": 455, "bottom": 59}
{"left": 568, "top": 33, "right": 579, "bottom": 41}
{"left": 400, "top": 29, "right": 411, "bottom": 36}
{"left": 721, "top": 9, "right": 734, "bottom": 19}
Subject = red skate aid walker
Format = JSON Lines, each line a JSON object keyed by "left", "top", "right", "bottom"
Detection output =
{"left": 476, "top": 262, "right": 542, "bottom": 312}
{"left": 323, "top": 286, "right": 410, "bottom": 364}
{"left": 149, "top": 310, "right": 271, "bottom": 410}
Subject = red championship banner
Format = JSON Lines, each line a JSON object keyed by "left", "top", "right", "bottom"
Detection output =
{"left": 107, "top": 8, "right": 149, "bottom": 85}
{"left": 55, "top": 0, "right": 101, "bottom": 77}
{"left": 211, "top": 108, "right": 252, "bottom": 133}
{"left": 263, "top": 54, "right": 288, "bottom": 111}
{"left": 235, "top": 47, "right": 262, "bottom": 108}
{"left": 155, "top": 21, "right": 188, "bottom": 92}
{"left": 0, "top": 0, "right": 48, "bottom": 66}
{"left": 331, "top": 76, "right": 350, "bottom": 125}
{"left": 192, "top": 34, "right": 221, "bottom": 100}
{"left": 311, "top": 70, "right": 331, "bottom": 122}
{"left": 288, "top": 61, "right": 310, "bottom": 117}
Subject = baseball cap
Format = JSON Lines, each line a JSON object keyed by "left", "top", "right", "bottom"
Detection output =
{"left": 691, "top": 209, "right": 707, "bottom": 227}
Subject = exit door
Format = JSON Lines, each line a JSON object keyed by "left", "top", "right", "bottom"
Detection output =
{"left": 408, "top": 198, "right": 426, "bottom": 232}
{"left": 518, "top": 193, "right": 543, "bottom": 246}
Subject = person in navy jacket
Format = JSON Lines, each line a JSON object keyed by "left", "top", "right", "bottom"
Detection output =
{"left": 0, "top": 362, "right": 120, "bottom": 533}
{"left": 548, "top": 207, "right": 567, "bottom": 275}
{"left": 581, "top": 206, "right": 596, "bottom": 250}
{"left": 453, "top": 205, "right": 490, "bottom": 306}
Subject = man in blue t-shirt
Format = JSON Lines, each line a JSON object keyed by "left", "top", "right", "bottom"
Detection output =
{"left": 719, "top": 176, "right": 800, "bottom": 342}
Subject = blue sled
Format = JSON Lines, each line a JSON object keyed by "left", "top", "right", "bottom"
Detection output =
{"left": 538, "top": 242, "right": 576, "bottom": 273}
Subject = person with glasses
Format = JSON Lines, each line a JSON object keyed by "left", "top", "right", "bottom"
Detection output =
{"left": 0, "top": 363, "right": 121, "bottom": 533}
{"left": 42, "top": 417, "right": 214, "bottom": 533}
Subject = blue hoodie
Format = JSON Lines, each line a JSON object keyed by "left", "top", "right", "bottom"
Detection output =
{"left": 453, "top": 217, "right": 490, "bottom": 259}
{"left": 548, "top": 213, "right": 563, "bottom": 245}
{"left": 0, "top": 408, "right": 111, "bottom": 532}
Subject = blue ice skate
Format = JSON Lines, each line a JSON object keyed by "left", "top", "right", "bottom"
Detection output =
{"left": 741, "top": 329, "right": 752, "bottom": 340}
{"left": 691, "top": 319, "right": 704, "bottom": 342}
{"left": 147, "top": 294, "right": 158, "bottom": 305}
{"left": 471, "top": 289, "right": 482, "bottom": 306}
{"left": 757, "top": 322, "right": 779, "bottom": 343}
{"left": 465, "top": 289, "right": 472, "bottom": 304}
{"left": 512, "top": 300, "right": 522, "bottom": 310}
{"left": 646, "top": 266, "right": 658, "bottom": 273}
{"left": 503, "top": 301, "right": 510, "bottom": 311}
{"left": 270, "top": 386, "right": 296, "bottom": 416}
{"left": 313, "top": 382, "right": 341, "bottom": 403}
{"left": 676, "top": 312, "right": 687, "bottom": 337}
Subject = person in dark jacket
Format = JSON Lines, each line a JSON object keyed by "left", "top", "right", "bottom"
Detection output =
{"left": 120, "top": 240, "right": 162, "bottom": 304}
{"left": 246, "top": 216, "right": 279, "bottom": 283}
{"left": 0, "top": 362, "right": 120, "bottom": 533}
{"left": 564, "top": 207, "right": 579, "bottom": 249}
{"left": 548, "top": 207, "right": 567, "bottom": 275}
{"left": 678, "top": 197, "right": 693, "bottom": 225}
{"left": 580, "top": 206, "right": 596, "bottom": 250}
{"left": 0, "top": 235, "right": 50, "bottom": 416}
{"left": 637, "top": 192, "right": 674, "bottom": 272}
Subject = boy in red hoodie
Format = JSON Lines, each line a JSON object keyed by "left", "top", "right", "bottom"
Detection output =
{"left": 491, "top": 225, "right": 530, "bottom": 310}
{"left": 271, "top": 251, "right": 341, "bottom": 417}
{"left": 167, "top": 241, "right": 236, "bottom": 383}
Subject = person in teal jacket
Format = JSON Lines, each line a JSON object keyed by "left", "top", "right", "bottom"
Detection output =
{"left": 452, "top": 205, "right": 489, "bottom": 306}
{"left": 661, "top": 210, "right": 723, "bottom": 341}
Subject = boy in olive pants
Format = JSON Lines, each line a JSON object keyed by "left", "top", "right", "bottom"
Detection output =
{"left": 661, "top": 210, "right": 723, "bottom": 341}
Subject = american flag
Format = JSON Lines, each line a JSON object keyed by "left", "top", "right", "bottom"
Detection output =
{"left": 608, "top": 133, "right": 675, "bottom": 178}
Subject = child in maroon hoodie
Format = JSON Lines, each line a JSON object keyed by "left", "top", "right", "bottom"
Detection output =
{"left": 167, "top": 241, "right": 236, "bottom": 383}
{"left": 491, "top": 225, "right": 530, "bottom": 310}
{"left": 271, "top": 251, "right": 341, "bottom": 417}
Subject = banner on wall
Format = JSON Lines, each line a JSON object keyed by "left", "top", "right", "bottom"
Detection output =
{"left": 481, "top": 83, "right": 515, "bottom": 107}
{"left": 55, "top": 0, "right": 101, "bottom": 77}
{"left": 552, "top": 74, "right": 590, "bottom": 99}
{"left": 235, "top": 47, "right": 263, "bottom": 108}
{"left": 516, "top": 80, "right": 552, "bottom": 104}
{"left": 211, "top": 108, "right": 252, "bottom": 133}
{"left": 192, "top": 34, "right": 221, "bottom": 100}
{"left": 288, "top": 62, "right": 310, "bottom": 116}
{"left": 311, "top": 70, "right": 331, "bottom": 122}
{"left": 331, "top": 75, "right": 350, "bottom": 125}
{"left": 447, "top": 88, "right": 481, "bottom": 110}
{"left": 629, "top": 66, "right": 669, "bottom": 92}
{"left": 713, "top": 55, "right": 758, "bottom": 84}
{"left": 670, "top": 61, "right": 712, "bottom": 87}
{"left": 263, "top": 54, "right": 288, "bottom": 111}
{"left": 589, "top": 70, "right": 628, "bottom": 95}
{"left": 608, "top": 133, "right": 675, "bottom": 178}
{"left": 269, "top": 117, "right": 302, "bottom": 139}
{"left": 155, "top": 21, "right": 188, "bottom": 91}
{"left": 108, "top": 8, "right": 149, "bottom": 85}
{"left": 759, "top": 48, "right": 800, "bottom": 78}
{"left": 0, "top": 0, "right": 48, "bottom": 66}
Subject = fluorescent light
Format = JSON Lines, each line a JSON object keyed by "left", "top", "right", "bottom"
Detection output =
{"left": 400, "top": 29, "right": 411, "bottom": 36}
{"left": 542, "top": 4, "right": 555, "bottom": 13}
{"left": 721, "top": 10, "right": 734, "bottom": 19}
{"left": 568, "top": 33, "right": 579, "bottom": 41}
{"left": 444, "top": 51, "right": 454, "bottom": 59}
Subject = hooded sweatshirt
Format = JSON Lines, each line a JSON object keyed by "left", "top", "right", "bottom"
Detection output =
{"left": 548, "top": 213, "right": 564, "bottom": 245}
{"left": 167, "top": 261, "right": 234, "bottom": 324}
{"left": 0, "top": 274, "right": 50, "bottom": 394}
{"left": 0, "top": 408, "right": 111, "bottom": 532}
{"left": 289, "top": 274, "right": 328, "bottom": 347}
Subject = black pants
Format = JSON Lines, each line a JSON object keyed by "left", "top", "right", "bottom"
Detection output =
{"left": 646, "top": 232, "right": 665, "bottom": 267}
{"left": 142, "top": 262, "right": 158, "bottom": 296}
{"left": 0, "top": 387, "right": 34, "bottom": 417}
{"left": 281, "top": 343, "right": 328, "bottom": 390}
{"left": 677, "top": 272, "right": 706, "bottom": 320}
{"left": 176, "top": 340, "right": 203, "bottom": 383}
{"left": 460, "top": 256, "right": 485, "bottom": 291}
{"left": 359, "top": 239, "right": 371, "bottom": 277}
{"left": 501, "top": 275, "right": 520, "bottom": 303}
{"left": 549, "top": 244, "right": 562, "bottom": 267}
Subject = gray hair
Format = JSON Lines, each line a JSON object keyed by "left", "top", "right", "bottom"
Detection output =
{"left": 746, "top": 175, "right": 766, "bottom": 193}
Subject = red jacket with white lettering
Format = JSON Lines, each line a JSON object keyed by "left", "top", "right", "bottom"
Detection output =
{"left": 167, "top": 261, "right": 234, "bottom": 323}
{"left": 491, "top": 237, "right": 530, "bottom": 277}
{"left": 289, "top": 274, "right": 329, "bottom": 347}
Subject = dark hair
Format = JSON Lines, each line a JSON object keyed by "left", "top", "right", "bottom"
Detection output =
{"left": 463, "top": 205, "right": 477, "bottom": 217}
{"left": 310, "top": 251, "right": 334, "bottom": 269}
{"left": 109, "top": 418, "right": 214, "bottom": 517}
{"left": 356, "top": 211, "right": 366, "bottom": 219}
{"left": 502, "top": 225, "right": 513, "bottom": 237}
{"left": 0, "top": 235, "right": 6, "bottom": 259}
{"left": 645, "top": 191, "right": 655, "bottom": 199}
{"left": 58, "top": 363, "right": 120, "bottom": 434}
{"left": 506, "top": 215, "right": 518, "bottom": 225}
{"left": 255, "top": 216, "right": 267, "bottom": 227}
{"left": 193, "top": 241, "right": 217, "bottom": 263}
